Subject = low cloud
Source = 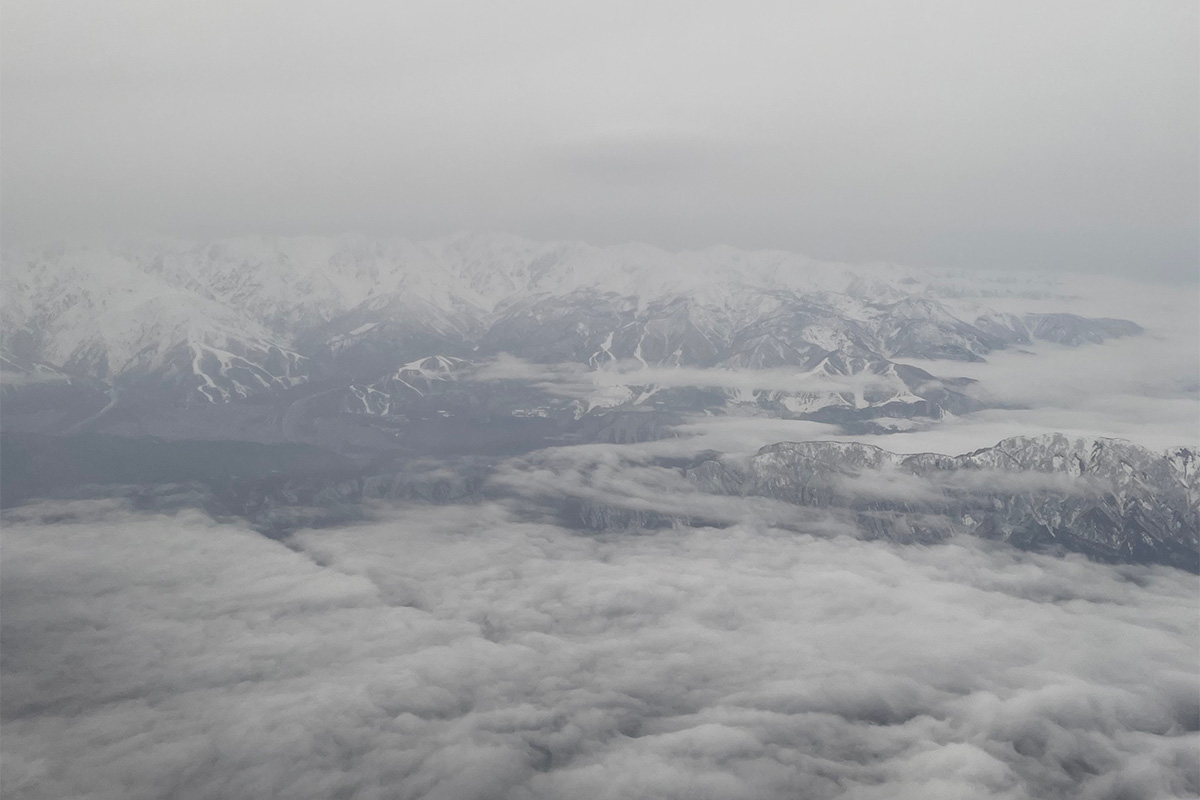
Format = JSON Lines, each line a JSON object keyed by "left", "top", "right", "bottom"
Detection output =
{"left": 839, "top": 277, "right": 1199, "bottom": 455}
{"left": 3, "top": 499, "right": 1196, "bottom": 800}
{"left": 484, "top": 435, "right": 1099, "bottom": 539}
{"left": 478, "top": 355, "right": 934, "bottom": 400}
{"left": 832, "top": 465, "right": 1093, "bottom": 504}
{"left": 489, "top": 445, "right": 849, "bottom": 533}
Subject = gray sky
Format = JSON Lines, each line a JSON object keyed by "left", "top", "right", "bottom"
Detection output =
{"left": 2, "top": 0, "right": 1196, "bottom": 278}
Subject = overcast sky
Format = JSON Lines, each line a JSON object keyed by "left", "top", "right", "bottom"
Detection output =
{"left": 2, "top": 1, "right": 1196, "bottom": 278}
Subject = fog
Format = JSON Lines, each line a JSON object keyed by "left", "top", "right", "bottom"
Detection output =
{"left": 3, "top": 0, "right": 1196, "bottom": 279}
{"left": 3, "top": 499, "right": 1196, "bottom": 800}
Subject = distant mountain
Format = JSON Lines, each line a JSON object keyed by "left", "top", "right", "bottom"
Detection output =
{"left": 1, "top": 233, "right": 1141, "bottom": 436}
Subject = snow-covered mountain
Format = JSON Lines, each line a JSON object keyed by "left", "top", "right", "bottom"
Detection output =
{"left": 1, "top": 233, "right": 1142, "bottom": 434}
{"left": 2, "top": 236, "right": 1191, "bottom": 574}
{"left": 642, "top": 434, "right": 1196, "bottom": 569}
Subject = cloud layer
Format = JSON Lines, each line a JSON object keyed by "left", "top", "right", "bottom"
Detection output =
{"left": 3, "top": 499, "right": 1196, "bottom": 800}
{"left": 881, "top": 276, "right": 1200, "bottom": 453}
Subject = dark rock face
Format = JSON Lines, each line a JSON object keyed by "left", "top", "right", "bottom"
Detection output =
{"left": 686, "top": 434, "right": 1199, "bottom": 571}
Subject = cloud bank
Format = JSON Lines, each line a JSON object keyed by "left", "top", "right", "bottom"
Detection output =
{"left": 3, "top": 499, "right": 1196, "bottom": 800}
{"left": 881, "top": 277, "right": 1200, "bottom": 454}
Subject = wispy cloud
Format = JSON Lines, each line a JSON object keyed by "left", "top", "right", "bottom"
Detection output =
{"left": 476, "top": 354, "right": 931, "bottom": 399}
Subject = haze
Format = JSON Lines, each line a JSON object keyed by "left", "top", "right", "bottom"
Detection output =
{"left": 2, "top": 0, "right": 1196, "bottom": 279}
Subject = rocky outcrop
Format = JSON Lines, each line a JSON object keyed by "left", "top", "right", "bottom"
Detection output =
{"left": 686, "top": 434, "right": 1199, "bottom": 570}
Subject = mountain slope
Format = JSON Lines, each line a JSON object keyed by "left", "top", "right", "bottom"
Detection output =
{"left": 687, "top": 434, "right": 1199, "bottom": 569}
{"left": 2, "top": 234, "right": 1142, "bottom": 418}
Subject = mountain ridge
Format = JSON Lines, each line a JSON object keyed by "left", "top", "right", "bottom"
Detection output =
{"left": 2, "top": 234, "right": 1141, "bottom": 429}
{"left": 682, "top": 433, "right": 1198, "bottom": 570}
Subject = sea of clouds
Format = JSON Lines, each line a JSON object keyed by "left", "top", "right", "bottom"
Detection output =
{"left": 3, "top": 497, "right": 1196, "bottom": 800}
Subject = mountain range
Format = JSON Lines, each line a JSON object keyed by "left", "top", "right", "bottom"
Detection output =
{"left": 3, "top": 233, "right": 1193, "bottom": 572}
{"left": 2, "top": 233, "right": 1140, "bottom": 439}
{"left": 686, "top": 434, "right": 1199, "bottom": 570}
